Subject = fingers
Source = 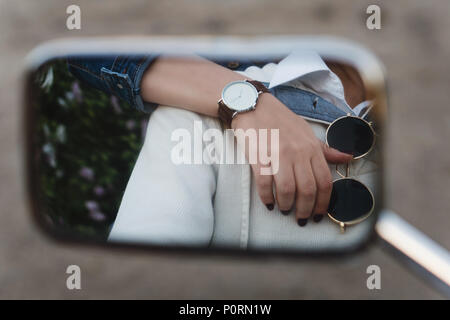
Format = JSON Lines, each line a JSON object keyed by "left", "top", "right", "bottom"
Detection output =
{"left": 273, "top": 164, "right": 296, "bottom": 214}
{"left": 253, "top": 139, "right": 348, "bottom": 224}
{"left": 310, "top": 153, "right": 333, "bottom": 220}
{"left": 322, "top": 142, "right": 353, "bottom": 164}
{"left": 251, "top": 163, "right": 275, "bottom": 210}
{"left": 293, "top": 161, "right": 316, "bottom": 225}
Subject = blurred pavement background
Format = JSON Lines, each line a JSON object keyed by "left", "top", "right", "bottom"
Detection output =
{"left": 0, "top": 0, "right": 449, "bottom": 299}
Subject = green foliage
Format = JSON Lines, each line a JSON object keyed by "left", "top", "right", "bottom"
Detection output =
{"left": 34, "top": 59, "right": 148, "bottom": 239}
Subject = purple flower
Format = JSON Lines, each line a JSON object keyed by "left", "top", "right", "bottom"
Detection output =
{"left": 93, "top": 186, "right": 105, "bottom": 197}
{"left": 79, "top": 167, "right": 94, "bottom": 181}
{"left": 56, "top": 125, "right": 66, "bottom": 143}
{"left": 65, "top": 92, "right": 75, "bottom": 101}
{"left": 126, "top": 120, "right": 136, "bottom": 130}
{"left": 45, "top": 154, "right": 56, "bottom": 167}
{"left": 57, "top": 97, "right": 67, "bottom": 108}
{"left": 110, "top": 96, "right": 122, "bottom": 114}
{"left": 42, "top": 143, "right": 56, "bottom": 167}
{"left": 89, "top": 211, "right": 107, "bottom": 222}
{"left": 85, "top": 200, "right": 99, "bottom": 212}
{"left": 71, "top": 82, "right": 83, "bottom": 103}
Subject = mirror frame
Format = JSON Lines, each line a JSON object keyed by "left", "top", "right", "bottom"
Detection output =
{"left": 23, "top": 36, "right": 388, "bottom": 258}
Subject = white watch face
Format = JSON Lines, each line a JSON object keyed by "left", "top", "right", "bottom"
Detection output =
{"left": 222, "top": 81, "right": 259, "bottom": 112}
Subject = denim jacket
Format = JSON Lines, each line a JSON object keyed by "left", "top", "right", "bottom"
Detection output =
{"left": 67, "top": 55, "right": 351, "bottom": 124}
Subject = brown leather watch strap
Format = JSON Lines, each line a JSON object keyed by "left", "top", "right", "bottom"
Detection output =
{"left": 218, "top": 99, "right": 235, "bottom": 128}
{"left": 246, "top": 80, "right": 270, "bottom": 93}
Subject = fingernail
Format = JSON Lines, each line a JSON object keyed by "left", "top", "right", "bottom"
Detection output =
{"left": 313, "top": 214, "right": 323, "bottom": 223}
{"left": 266, "top": 203, "right": 274, "bottom": 211}
{"left": 281, "top": 210, "right": 290, "bottom": 216}
{"left": 297, "top": 218, "right": 308, "bottom": 227}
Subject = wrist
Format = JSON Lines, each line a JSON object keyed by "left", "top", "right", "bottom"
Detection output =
{"left": 231, "top": 92, "right": 274, "bottom": 129}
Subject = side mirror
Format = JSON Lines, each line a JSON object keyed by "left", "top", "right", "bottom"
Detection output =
{"left": 23, "top": 36, "right": 449, "bottom": 295}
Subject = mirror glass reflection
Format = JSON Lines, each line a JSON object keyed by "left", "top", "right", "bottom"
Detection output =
{"left": 28, "top": 42, "right": 383, "bottom": 252}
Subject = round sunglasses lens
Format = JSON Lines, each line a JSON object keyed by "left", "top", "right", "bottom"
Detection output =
{"left": 328, "top": 179, "right": 374, "bottom": 223}
{"left": 327, "top": 117, "right": 374, "bottom": 158}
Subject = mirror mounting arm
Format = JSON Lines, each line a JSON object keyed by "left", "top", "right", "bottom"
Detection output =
{"left": 376, "top": 210, "right": 450, "bottom": 297}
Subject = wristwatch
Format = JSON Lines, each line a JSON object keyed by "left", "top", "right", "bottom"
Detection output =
{"left": 218, "top": 80, "right": 269, "bottom": 127}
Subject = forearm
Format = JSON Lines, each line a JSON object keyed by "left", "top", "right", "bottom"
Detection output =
{"left": 141, "top": 56, "right": 247, "bottom": 117}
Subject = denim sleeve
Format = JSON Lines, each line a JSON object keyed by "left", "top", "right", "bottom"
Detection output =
{"left": 67, "top": 54, "right": 159, "bottom": 113}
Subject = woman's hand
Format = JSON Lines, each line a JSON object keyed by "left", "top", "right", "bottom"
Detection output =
{"left": 141, "top": 56, "right": 352, "bottom": 224}
{"left": 232, "top": 93, "right": 353, "bottom": 225}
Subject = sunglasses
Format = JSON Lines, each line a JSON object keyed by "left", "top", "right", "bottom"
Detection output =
{"left": 325, "top": 114, "right": 376, "bottom": 233}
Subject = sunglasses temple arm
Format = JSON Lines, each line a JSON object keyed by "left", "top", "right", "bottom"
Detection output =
{"left": 375, "top": 209, "right": 450, "bottom": 297}
{"left": 360, "top": 104, "right": 373, "bottom": 119}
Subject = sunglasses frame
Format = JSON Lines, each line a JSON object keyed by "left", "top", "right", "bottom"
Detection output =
{"left": 325, "top": 113, "right": 376, "bottom": 160}
{"left": 325, "top": 113, "right": 377, "bottom": 233}
{"left": 327, "top": 177, "right": 376, "bottom": 233}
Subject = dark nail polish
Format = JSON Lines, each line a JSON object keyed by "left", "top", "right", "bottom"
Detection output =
{"left": 297, "top": 218, "right": 308, "bottom": 227}
{"left": 266, "top": 203, "right": 274, "bottom": 211}
{"left": 313, "top": 214, "right": 323, "bottom": 223}
{"left": 281, "top": 210, "right": 290, "bottom": 216}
